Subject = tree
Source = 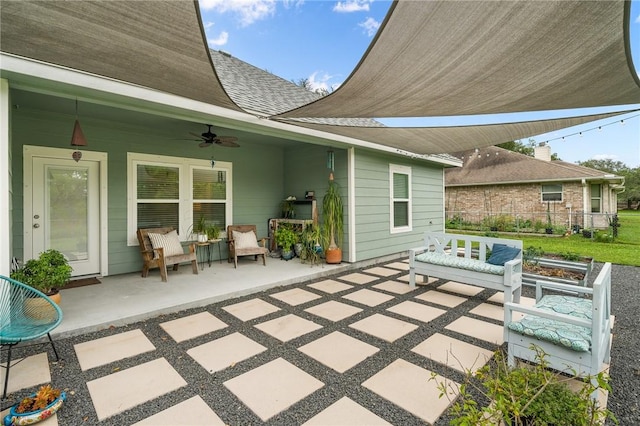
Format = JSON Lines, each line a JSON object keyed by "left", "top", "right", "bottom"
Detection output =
{"left": 576, "top": 159, "right": 630, "bottom": 174}
{"left": 292, "top": 77, "right": 331, "bottom": 96}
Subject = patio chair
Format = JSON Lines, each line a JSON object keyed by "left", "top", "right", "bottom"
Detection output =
{"left": 504, "top": 262, "right": 612, "bottom": 399}
{"left": 227, "top": 225, "right": 268, "bottom": 268}
{"left": 0, "top": 275, "right": 63, "bottom": 399}
{"left": 136, "top": 227, "right": 198, "bottom": 282}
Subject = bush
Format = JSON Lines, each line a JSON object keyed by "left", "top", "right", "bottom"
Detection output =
{"left": 433, "top": 347, "right": 616, "bottom": 426}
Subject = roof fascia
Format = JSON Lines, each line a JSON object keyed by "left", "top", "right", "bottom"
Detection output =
{"left": 446, "top": 175, "right": 623, "bottom": 187}
{"left": 0, "top": 53, "right": 456, "bottom": 167}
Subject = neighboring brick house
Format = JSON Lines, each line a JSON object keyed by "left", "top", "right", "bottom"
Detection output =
{"left": 445, "top": 145, "right": 625, "bottom": 230}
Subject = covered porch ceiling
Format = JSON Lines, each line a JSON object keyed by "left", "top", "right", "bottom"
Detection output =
{"left": 1, "top": 0, "right": 639, "bottom": 156}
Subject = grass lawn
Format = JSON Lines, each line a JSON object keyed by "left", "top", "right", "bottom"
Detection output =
{"left": 480, "top": 210, "right": 640, "bottom": 267}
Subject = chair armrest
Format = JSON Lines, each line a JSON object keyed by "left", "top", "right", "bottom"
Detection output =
{"left": 258, "top": 237, "right": 269, "bottom": 248}
{"left": 504, "top": 302, "right": 591, "bottom": 328}
{"left": 535, "top": 279, "right": 593, "bottom": 301}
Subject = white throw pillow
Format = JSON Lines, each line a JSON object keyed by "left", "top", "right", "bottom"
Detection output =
{"left": 233, "top": 230, "right": 259, "bottom": 249}
{"left": 148, "top": 230, "right": 184, "bottom": 258}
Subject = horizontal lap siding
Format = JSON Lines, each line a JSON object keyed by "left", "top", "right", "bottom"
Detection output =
{"left": 353, "top": 150, "right": 444, "bottom": 262}
{"left": 11, "top": 110, "right": 284, "bottom": 275}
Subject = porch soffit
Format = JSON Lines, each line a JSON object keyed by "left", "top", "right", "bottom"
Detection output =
{"left": 0, "top": 0, "right": 242, "bottom": 112}
{"left": 275, "top": 1, "right": 640, "bottom": 119}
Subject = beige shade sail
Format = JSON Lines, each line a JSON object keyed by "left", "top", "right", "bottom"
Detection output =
{"left": 0, "top": 0, "right": 242, "bottom": 111}
{"left": 276, "top": 1, "right": 640, "bottom": 119}
{"left": 279, "top": 111, "right": 636, "bottom": 155}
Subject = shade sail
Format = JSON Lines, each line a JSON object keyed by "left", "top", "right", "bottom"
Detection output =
{"left": 276, "top": 0, "right": 640, "bottom": 119}
{"left": 0, "top": 0, "right": 241, "bottom": 111}
{"left": 278, "top": 111, "right": 636, "bottom": 155}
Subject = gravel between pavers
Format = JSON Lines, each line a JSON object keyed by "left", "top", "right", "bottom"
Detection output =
{"left": 2, "top": 261, "right": 638, "bottom": 425}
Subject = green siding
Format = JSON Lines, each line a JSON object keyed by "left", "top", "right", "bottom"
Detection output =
{"left": 353, "top": 149, "right": 444, "bottom": 261}
{"left": 11, "top": 109, "right": 286, "bottom": 275}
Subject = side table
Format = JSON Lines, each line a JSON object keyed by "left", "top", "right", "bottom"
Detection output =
{"left": 196, "top": 239, "right": 223, "bottom": 270}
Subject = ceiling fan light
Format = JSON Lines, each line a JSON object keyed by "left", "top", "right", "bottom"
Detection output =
{"left": 70, "top": 119, "right": 88, "bottom": 146}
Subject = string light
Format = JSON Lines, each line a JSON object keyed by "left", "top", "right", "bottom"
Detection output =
{"left": 541, "top": 113, "right": 638, "bottom": 145}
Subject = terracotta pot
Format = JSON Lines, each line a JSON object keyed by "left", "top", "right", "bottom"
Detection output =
{"left": 24, "top": 290, "right": 60, "bottom": 321}
{"left": 325, "top": 247, "right": 342, "bottom": 264}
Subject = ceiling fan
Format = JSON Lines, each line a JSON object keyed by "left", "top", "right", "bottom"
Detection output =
{"left": 188, "top": 124, "right": 239, "bottom": 148}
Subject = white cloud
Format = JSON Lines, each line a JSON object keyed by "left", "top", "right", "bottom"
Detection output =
{"left": 282, "top": 0, "right": 305, "bottom": 8}
{"left": 308, "top": 71, "right": 341, "bottom": 93}
{"left": 199, "top": 0, "right": 276, "bottom": 26}
{"left": 208, "top": 31, "right": 229, "bottom": 46}
{"left": 333, "top": 0, "right": 371, "bottom": 13}
{"left": 203, "top": 21, "right": 215, "bottom": 30}
{"left": 635, "top": 13, "right": 640, "bottom": 23}
{"left": 358, "top": 17, "right": 380, "bottom": 36}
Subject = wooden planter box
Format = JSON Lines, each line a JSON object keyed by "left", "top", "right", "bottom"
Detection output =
{"left": 522, "top": 256, "right": 594, "bottom": 287}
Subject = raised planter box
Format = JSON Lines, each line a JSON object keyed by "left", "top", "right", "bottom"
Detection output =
{"left": 522, "top": 256, "right": 594, "bottom": 287}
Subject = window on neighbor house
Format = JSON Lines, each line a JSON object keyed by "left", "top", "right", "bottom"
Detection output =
{"left": 541, "top": 184, "right": 563, "bottom": 202}
{"left": 591, "top": 184, "right": 601, "bottom": 213}
{"left": 390, "top": 164, "right": 412, "bottom": 232}
{"left": 127, "top": 153, "right": 232, "bottom": 245}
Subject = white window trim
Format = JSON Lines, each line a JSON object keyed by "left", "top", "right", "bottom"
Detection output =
{"left": 127, "top": 153, "right": 232, "bottom": 245}
{"left": 389, "top": 164, "right": 412, "bottom": 234}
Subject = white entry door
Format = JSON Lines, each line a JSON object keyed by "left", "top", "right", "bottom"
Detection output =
{"left": 30, "top": 156, "right": 101, "bottom": 276}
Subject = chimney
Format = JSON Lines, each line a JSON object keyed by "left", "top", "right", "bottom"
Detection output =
{"left": 534, "top": 142, "right": 551, "bottom": 162}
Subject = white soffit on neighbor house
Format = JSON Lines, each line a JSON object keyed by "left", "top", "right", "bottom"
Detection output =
{"left": 283, "top": 111, "right": 636, "bottom": 155}
{"left": 0, "top": 0, "right": 242, "bottom": 112}
{"left": 275, "top": 1, "right": 640, "bottom": 119}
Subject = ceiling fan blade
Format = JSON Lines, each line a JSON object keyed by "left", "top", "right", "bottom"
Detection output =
{"left": 189, "top": 131, "right": 205, "bottom": 139}
{"left": 215, "top": 136, "right": 240, "bottom": 147}
{"left": 199, "top": 141, "right": 213, "bottom": 148}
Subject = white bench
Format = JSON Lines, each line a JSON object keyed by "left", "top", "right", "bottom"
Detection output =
{"left": 409, "top": 232, "right": 523, "bottom": 303}
{"left": 504, "top": 262, "right": 612, "bottom": 398}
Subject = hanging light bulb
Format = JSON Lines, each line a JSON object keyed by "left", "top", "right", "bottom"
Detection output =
{"left": 598, "top": 126, "right": 602, "bottom": 132}
{"left": 621, "top": 119, "right": 625, "bottom": 125}
{"left": 579, "top": 132, "right": 583, "bottom": 137}
{"left": 70, "top": 99, "right": 88, "bottom": 147}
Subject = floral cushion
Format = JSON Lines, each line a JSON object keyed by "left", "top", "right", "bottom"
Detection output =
{"left": 415, "top": 252, "right": 505, "bottom": 275}
{"left": 148, "top": 230, "right": 184, "bottom": 259}
{"left": 507, "top": 295, "right": 592, "bottom": 352}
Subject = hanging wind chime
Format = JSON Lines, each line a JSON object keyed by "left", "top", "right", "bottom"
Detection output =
{"left": 70, "top": 99, "right": 87, "bottom": 161}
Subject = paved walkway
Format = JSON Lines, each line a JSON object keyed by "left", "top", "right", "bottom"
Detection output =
{"left": 1, "top": 260, "right": 604, "bottom": 425}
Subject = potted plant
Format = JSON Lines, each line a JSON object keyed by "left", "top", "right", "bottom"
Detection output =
{"left": 3, "top": 384, "right": 67, "bottom": 425}
{"left": 281, "top": 196, "right": 296, "bottom": 218}
{"left": 191, "top": 215, "right": 209, "bottom": 242}
{"left": 274, "top": 224, "right": 297, "bottom": 260}
{"left": 321, "top": 173, "right": 344, "bottom": 264}
{"left": 545, "top": 201, "right": 553, "bottom": 234}
{"left": 206, "top": 224, "right": 221, "bottom": 241}
{"left": 300, "top": 223, "right": 323, "bottom": 266}
{"left": 10, "top": 249, "right": 72, "bottom": 304}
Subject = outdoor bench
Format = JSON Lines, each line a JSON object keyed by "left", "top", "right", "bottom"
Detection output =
{"left": 409, "top": 232, "right": 523, "bottom": 303}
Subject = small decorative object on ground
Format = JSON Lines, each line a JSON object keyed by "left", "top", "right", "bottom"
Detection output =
{"left": 3, "top": 384, "right": 66, "bottom": 426}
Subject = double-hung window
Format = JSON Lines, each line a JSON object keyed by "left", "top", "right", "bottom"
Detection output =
{"left": 128, "top": 153, "right": 232, "bottom": 245}
{"left": 541, "top": 184, "right": 562, "bottom": 202}
{"left": 390, "top": 164, "right": 412, "bottom": 233}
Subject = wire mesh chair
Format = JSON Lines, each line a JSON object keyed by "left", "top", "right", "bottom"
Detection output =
{"left": 0, "top": 275, "right": 63, "bottom": 399}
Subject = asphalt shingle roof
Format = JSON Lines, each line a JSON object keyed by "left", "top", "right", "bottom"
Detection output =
{"left": 445, "top": 146, "right": 624, "bottom": 186}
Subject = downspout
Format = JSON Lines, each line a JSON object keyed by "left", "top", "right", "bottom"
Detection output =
{"left": 582, "top": 178, "right": 588, "bottom": 229}
{"left": 348, "top": 147, "right": 356, "bottom": 263}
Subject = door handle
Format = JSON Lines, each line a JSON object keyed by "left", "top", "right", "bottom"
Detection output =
{"left": 33, "top": 223, "right": 40, "bottom": 228}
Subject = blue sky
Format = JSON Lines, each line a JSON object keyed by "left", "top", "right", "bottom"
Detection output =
{"left": 199, "top": 0, "right": 640, "bottom": 167}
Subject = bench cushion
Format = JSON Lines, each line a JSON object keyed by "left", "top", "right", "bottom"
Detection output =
{"left": 415, "top": 252, "right": 505, "bottom": 275}
{"left": 507, "top": 295, "right": 592, "bottom": 352}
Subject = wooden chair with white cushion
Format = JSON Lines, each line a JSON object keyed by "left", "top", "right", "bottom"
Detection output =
{"left": 504, "top": 262, "right": 612, "bottom": 398}
{"left": 136, "top": 227, "right": 198, "bottom": 282}
{"left": 227, "top": 225, "right": 268, "bottom": 268}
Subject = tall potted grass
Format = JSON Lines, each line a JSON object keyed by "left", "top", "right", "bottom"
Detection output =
{"left": 322, "top": 172, "right": 344, "bottom": 264}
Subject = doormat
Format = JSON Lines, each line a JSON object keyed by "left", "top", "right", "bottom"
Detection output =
{"left": 65, "top": 277, "right": 101, "bottom": 289}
